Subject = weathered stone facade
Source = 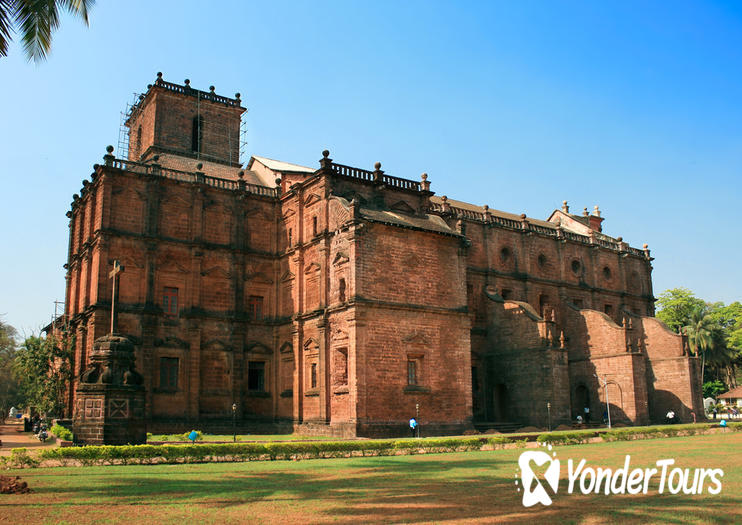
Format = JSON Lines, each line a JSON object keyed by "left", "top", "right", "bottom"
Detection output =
{"left": 57, "top": 75, "right": 704, "bottom": 438}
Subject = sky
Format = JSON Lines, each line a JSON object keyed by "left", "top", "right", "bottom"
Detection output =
{"left": 1, "top": 0, "right": 741, "bottom": 335}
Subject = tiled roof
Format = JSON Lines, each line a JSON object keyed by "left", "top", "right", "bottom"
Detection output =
{"left": 429, "top": 196, "right": 557, "bottom": 229}
{"left": 361, "top": 207, "right": 460, "bottom": 236}
{"left": 718, "top": 386, "right": 742, "bottom": 399}
{"left": 157, "top": 154, "right": 265, "bottom": 186}
{"left": 251, "top": 156, "right": 315, "bottom": 173}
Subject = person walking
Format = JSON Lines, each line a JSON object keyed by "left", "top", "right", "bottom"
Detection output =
{"left": 409, "top": 417, "right": 418, "bottom": 438}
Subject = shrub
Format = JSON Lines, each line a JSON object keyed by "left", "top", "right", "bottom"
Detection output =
{"left": 600, "top": 423, "right": 715, "bottom": 442}
{"left": 50, "top": 423, "right": 73, "bottom": 441}
{"left": 5, "top": 448, "right": 40, "bottom": 468}
{"left": 486, "top": 436, "right": 513, "bottom": 447}
{"left": 19, "top": 424, "right": 739, "bottom": 468}
{"left": 536, "top": 432, "right": 596, "bottom": 445}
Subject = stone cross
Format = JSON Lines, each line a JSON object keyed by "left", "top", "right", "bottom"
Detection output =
{"left": 109, "top": 260, "right": 124, "bottom": 334}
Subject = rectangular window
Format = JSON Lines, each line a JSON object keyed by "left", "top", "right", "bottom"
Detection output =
{"left": 163, "top": 287, "right": 178, "bottom": 316}
{"left": 310, "top": 362, "right": 318, "bottom": 389}
{"left": 312, "top": 216, "right": 318, "bottom": 236}
{"left": 191, "top": 115, "right": 204, "bottom": 152}
{"left": 247, "top": 361, "right": 266, "bottom": 392}
{"left": 247, "top": 295, "right": 264, "bottom": 321}
{"left": 407, "top": 360, "right": 418, "bottom": 386}
{"left": 333, "top": 348, "right": 348, "bottom": 387}
{"left": 338, "top": 278, "right": 346, "bottom": 302}
{"left": 159, "top": 357, "right": 179, "bottom": 390}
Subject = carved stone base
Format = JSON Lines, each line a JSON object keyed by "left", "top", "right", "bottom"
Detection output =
{"left": 73, "top": 334, "right": 146, "bottom": 445}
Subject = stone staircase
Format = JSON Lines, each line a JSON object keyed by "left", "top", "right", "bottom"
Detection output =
{"left": 473, "top": 421, "right": 523, "bottom": 433}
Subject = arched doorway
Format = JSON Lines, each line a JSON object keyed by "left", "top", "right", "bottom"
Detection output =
{"left": 575, "top": 384, "right": 589, "bottom": 419}
{"left": 492, "top": 383, "right": 509, "bottom": 421}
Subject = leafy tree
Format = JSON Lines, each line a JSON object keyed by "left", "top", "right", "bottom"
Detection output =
{"left": 0, "top": 0, "right": 94, "bottom": 62}
{"left": 0, "top": 318, "right": 23, "bottom": 422}
{"left": 13, "top": 334, "right": 72, "bottom": 417}
{"left": 683, "top": 306, "right": 716, "bottom": 384}
{"left": 656, "top": 288, "right": 706, "bottom": 333}
{"left": 703, "top": 380, "right": 726, "bottom": 399}
{"left": 705, "top": 302, "right": 742, "bottom": 387}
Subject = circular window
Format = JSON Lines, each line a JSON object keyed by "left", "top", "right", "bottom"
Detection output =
{"left": 571, "top": 260, "right": 581, "bottom": 275}
{"left": 603, "top": 266, "right": 612, "bottom": 280}
{"left": 500, "top": 247, "right": 511, "bottom": 262}
{"left": 538, "top": 254, "right": 547, "bottom": 268}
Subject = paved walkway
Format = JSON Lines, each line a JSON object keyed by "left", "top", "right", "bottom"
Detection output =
{"left": 0, "top": 420, "right": 58, "bottom": 456}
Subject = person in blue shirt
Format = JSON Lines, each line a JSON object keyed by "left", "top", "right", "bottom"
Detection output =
{"left": 409, "top": 417, "right": 418, "bottom": 438}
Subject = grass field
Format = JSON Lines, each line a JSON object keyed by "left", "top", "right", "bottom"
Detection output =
{"left": 1, "top": 432, "right": 740, "bottom": 524}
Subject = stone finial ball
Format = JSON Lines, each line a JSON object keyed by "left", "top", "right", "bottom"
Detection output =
{"left": 93, "top": 163, "right": 100, "bottom": 170}
{"left": 374, "top": 162, "right": 381, "bottom": 170}
{"left": 441, "top": 195, "right": 448, "bottom": 202}
{"left": 184, "top": 79, "right": 190, "bottom": 85}
{"left": 520, "top": 213, "right": 527, "bottom": 219}
{"left": 152, "top": 154, "right": 160, "bottom": 162}
{"left": 157, "top": 72, "right": 163, "bottom": 78}
{"left": 210, "top": 85, "right": 215, "bottom": 92}
{"left": 235, "top": 93, "right": 241, "bottom": 99}
{"left": 322, "top": 149, "right": 330, "bottom": 158}
{"left": 563, "top": 200, "right": 568, "bottom": 205}
{"left": 643, "top": 243, "right": 649, "bottom": 249}
{"left": 238, "top": 170, "right": 244, "bottom": 178}
{"left": 147, "top": 84, "right": 152, "bottom": 89}
{"left": 275, "top": 177, "right": 282, "bottom": 186}
{"left": 138, "top": 94, "right": 145, "bottom": 101}
{"left": 106, "top": 145, "right": 114, "bottom": 153}
{"left": 617, "top": 236, "right": 623, "bottom": 242}
{"left": 483, "top": 205, "right": 489, "bottom": 211}
{"left": 421, "top": 173, "right": 428, "bottom": 181}
{"left": 196, "top": 163, "right": 203, "bottom": 170}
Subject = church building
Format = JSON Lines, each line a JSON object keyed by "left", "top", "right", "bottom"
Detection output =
{"left": 57, "top": 74, "right": 704, "bottom": 437}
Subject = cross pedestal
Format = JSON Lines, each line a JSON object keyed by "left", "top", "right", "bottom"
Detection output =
{"left": 73, "top": 335, "right": 146, "bottom": 445}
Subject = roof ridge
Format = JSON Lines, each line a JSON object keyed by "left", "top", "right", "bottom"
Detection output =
{"left": 252, "top": 155, "right": 314, "bottom": 171}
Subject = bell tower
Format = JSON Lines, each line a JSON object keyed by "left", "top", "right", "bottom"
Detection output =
{"left": 125, "top": 72, "right": 245, "bottom": 167}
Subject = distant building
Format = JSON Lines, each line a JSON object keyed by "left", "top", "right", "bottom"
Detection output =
{"left": 54, "top": 74, "right": 704, "bottom": 437}
{"left": 718, "top": 387, "right": 742, "bottom": 408}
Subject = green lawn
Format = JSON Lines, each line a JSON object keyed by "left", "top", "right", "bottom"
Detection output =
{"left": 2, "top": 432, "right": 740, "bottom": 524}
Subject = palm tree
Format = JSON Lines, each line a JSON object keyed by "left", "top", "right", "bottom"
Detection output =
{"left": 683, "top": 307, "right": 716, "bottom": 386}
{"left": 0, "top": 0, "right": 94, "bottom": 62}
{"left": 707, "top": 327, "right": 738, "bottom": 388}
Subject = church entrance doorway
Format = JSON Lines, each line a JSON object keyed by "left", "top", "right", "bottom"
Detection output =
{"left": 575, "top": 384, "right": 589, "bottom": 419}
{"left": 491, "top": 383, "right": 509, "bottom": 421}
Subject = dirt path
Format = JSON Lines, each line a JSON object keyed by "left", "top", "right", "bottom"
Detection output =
{"left": 0, "top": 420, "right": 57, "bottom": 456}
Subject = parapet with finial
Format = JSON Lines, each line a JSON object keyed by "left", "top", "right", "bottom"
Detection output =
{"left": 146, "top": 72, "right": 243, "bottom": 108}
{"left": 420, "top": 173, "right": 430, "bottom": 192}
{"left": 319, "top": 149, "right": 333, "bottom": 171}
{"left": 373, "top": 161, "right": 384, "bottom": 184}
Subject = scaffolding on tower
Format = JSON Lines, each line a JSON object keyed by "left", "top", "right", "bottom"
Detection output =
{"left": 116, "top": 80, "right": 248, "bottom": 168}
